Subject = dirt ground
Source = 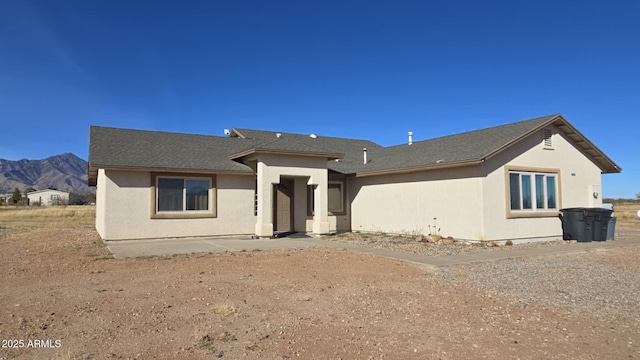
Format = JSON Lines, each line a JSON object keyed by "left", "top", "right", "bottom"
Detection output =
{"left": 0, "top": 207, "right": 639, "bottom": 359}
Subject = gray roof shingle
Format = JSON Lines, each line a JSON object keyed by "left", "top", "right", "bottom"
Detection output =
{"left": 89, "top": 114, "right": 620, "bottom": 185}
{"left": 231, "top": 128, "right": 383, "bottom": 174}
{"left": 89, "top": 126, "right": 257, "bottom": 174}
{"left": 351, "top": 114, "right": 560, "bottom": 174}
{"left": 229, "top": 136, "right": 344, "bottom": 159}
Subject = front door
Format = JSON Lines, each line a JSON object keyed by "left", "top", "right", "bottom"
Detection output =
{"left": 273, "top": 179, "right": 294, "bottom": 232}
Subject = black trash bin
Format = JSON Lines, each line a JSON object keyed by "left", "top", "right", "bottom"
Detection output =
{"left": 559, "top": 208, "right": 591, "bottom": 242}
{"left": 559, "top": 208, "right": 613, "bottom": 242}
{"left": 590, "top": 208, "right": 613, "bottom": 241}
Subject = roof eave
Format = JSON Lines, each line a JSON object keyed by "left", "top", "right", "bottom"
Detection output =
{"left": 482, "top": 114, "right": 563, "bottom": 161}
{"left": 229, "top": 148, "right": 344, "bottom": 161}
{"left": 482, "top": 114, "right": 621, "bottom": 174}
{"left": 552, "top": 118, "right": 622, "bottom": 173}
{"left": 355, "top": 159, "right": 483, "bottom": 177}
{"left": 87, "top": 163, "right": 254, "bottom": 184}
{"left": 25, "top": 189, "right": 69, "bottom": 195}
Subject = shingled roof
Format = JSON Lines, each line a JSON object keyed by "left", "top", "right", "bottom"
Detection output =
{"left": 230, "top": 128, "right": 383, "bottom": 174}
{"left": 353, "top": 114, "right": 556, "bottom": 175}
{"left": 228, "top": 136, "right": 344, "bottom": 160}
{"left": 88, "top": 127, "right": 259, "bottom": 185}
{"left": 350, "top": 114, "right": 620, "bottom": 176}
{"left": 88, "top": 114, "right": 620, "bottom": 185}
{"left": 88, "top": 126, "right": 369, "bottom": 185}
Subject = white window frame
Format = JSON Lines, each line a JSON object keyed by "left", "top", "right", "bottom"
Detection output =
{"left": 505, "top": 167, "right": 560, "bottom": 218}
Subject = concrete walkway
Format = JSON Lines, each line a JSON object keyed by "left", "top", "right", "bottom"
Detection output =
{"left": 106, "top": 229, "right": 640, "bottom": 268}
{"left": 106, "top": 228, "right": 640, "bottom": 269}
{"left": 106, "top": 235, "right": 319, "bottom": 259}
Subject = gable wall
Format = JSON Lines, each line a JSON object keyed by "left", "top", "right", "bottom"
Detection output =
{"left": 97, "top": 169, "right": 256, "bottom": 240}
{"left": 349, "top": 166, "right": 484, "bottom": 239}
{"left": 481, "top": 125, "right": 603, "bottom": 241}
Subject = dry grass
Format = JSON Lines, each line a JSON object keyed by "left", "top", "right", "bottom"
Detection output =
{"left": 0, "top": 205, "right": 95, "bottom": 234}
{"left": 212, "top": 303, "right": 240, "bottom": 318}
{"left": 612, "top": 201, "right": 640, "bottom": 227}
{"left": 194, "top": 330, "right": 237, "bottom": 354}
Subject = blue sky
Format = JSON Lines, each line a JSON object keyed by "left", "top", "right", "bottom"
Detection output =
{"left": 0, "top": 0, "right": 637, "bottom": 198}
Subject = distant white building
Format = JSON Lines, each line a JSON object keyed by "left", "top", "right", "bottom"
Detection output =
{"left": 26, "top": 189, "right": 69, "bottom": 206}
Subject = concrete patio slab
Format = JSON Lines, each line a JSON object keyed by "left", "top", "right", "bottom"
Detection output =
{"left": 106, "top": 236, "right": 320, "bottom": 259}
{"left": 106, "top": 228, "right": 640, "bottom": 269}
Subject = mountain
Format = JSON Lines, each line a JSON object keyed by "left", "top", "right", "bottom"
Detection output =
{"left": 0, "top": 153, "right": 93, "bottom": 194}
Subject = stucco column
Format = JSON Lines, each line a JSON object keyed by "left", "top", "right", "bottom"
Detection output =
{"left": 312, "top": 176, "right": 331, "bottom": 235}
{"left": 254, "top": 161, "right": 274, "bottom": 237}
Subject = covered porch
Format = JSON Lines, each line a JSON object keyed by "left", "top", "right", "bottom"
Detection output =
{"left": 229, "top": 141, "right": 344, "bottom": 238}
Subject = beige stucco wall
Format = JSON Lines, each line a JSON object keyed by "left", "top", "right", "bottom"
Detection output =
{"left": 97, "top": 169, "right": 256, "bottom": 240}
{"left": 350, "top": 125, "right": 605, "bottom": 242}
{"left": 349, "top": 166, "right": 484, "bottom": 240}
{"left": 95, "top": 169, "right": 107, "bottom": 238}
{"left": 481, "top": 125, "right": 603, "bottom": 241}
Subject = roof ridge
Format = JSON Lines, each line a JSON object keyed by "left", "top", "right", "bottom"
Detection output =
{"left": 386, "top": 114, "right": 560, "bottom": 148}
{"left": 90, "top": 125, "right": 230, "bottom": 140}
{"left": 253, "top": 136, "right": 339, "bottom": 154}
{"left": 232, "top": 127, "right": 381, "bottom": 144}
{"left": 353, "top": 114, "right": 561, "bottom": 173}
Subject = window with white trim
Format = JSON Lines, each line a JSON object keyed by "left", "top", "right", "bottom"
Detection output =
{"left": 509, "top": 170, "right": 557, "bottom": 212}
{"left": 157, "top": 176, "right": 210, "bottom": 212}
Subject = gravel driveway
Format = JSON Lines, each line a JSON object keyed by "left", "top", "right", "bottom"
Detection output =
{"left": 434, "top": 246, "right": 640, "bottom": 321}
{"left": 333, "top": 226, "right": 640, "bottom": 321}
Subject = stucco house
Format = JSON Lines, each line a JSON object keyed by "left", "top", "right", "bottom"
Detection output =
{"left": 88, "top": 114, "right": 620, "bottom": 242}
{"left": 26, "top": 189, "right": 69, "bottom": 206}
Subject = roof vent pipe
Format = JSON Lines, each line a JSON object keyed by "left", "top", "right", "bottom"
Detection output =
{"left": 276, "top": 133, "right": 282, "bottom": 138}
{"left": 408, "top": 131, "right": 413, "bottom": 145}
{"left": 363, "top": 148, "right": 368, "bottom": 165}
